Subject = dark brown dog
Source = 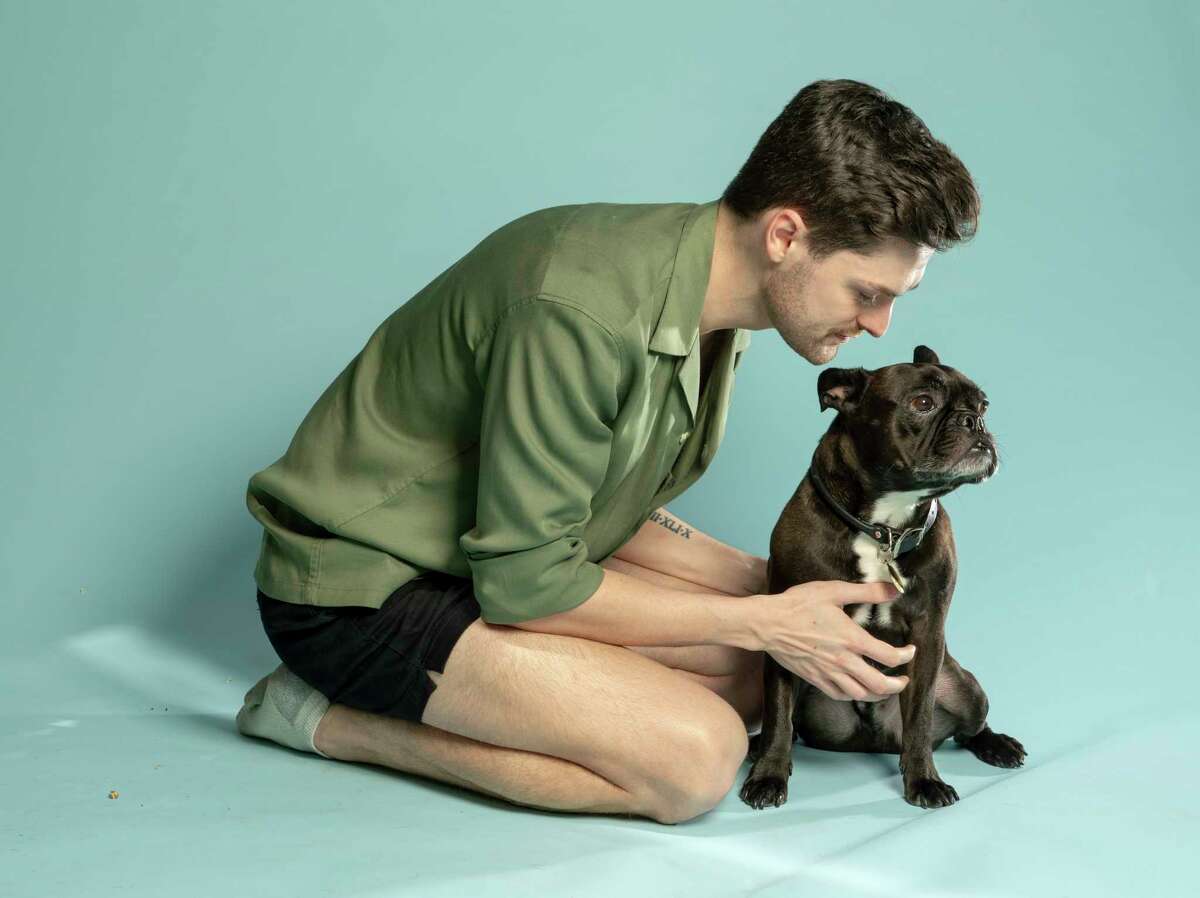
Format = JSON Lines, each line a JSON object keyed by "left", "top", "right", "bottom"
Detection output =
{"left": 740, "top": 345, "right": 1026, "bottom": 810}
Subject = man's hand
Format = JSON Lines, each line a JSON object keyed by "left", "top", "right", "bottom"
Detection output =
{"left": 755, "top": 580, "right": 916, "bottom": 702}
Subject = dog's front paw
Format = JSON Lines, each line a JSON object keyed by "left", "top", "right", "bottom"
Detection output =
{"left": 904, "top": 776, "right": 959, "bottom": 809}
{"left": 739, "top": 757, "right": 793, "bottom": 810}
{"left": 956, "top": 727, "right": 1027, "bottom": 768}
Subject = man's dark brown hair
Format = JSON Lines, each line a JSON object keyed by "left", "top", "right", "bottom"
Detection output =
{"left": 722, "top": 79, "right": 980, "bottom": 261}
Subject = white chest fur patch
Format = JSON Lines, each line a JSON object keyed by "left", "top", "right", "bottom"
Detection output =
{"left": 847, "top": 490, "right": 935, "bottom": 627}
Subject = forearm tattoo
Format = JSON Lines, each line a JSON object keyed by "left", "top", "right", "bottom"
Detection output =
{"left": 649, "top": 510, "right": 692, "bottom": 539}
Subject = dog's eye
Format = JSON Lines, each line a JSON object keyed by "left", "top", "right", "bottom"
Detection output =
{"left": 980, "top": 399, "right": 989, "bottom": 414}
{"left": 910, "top": 395, "right": 935, "bottom": 412}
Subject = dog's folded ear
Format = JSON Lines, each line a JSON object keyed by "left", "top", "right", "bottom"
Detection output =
{"left": 818, "top": 366, "right": 871, "bottom": 413}
{"left": 913, "top": 345, "right": 940, "bottom": 365}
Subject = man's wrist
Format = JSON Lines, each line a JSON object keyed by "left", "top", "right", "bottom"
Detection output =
{"left": 720, "top": 591, "right": 771, "bottom": 652}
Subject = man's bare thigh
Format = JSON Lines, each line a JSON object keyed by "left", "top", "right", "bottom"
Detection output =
{"left": 422, "top": 618, "right": 750, "bottom": 801}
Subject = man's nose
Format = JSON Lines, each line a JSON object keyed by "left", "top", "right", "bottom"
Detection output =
{"left": 857, "top": 298, "right": 895, "bottom": 338}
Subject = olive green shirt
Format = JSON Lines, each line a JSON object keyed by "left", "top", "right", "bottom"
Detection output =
{"left": 246, "top": 198, "right": 751, "bottom": 624}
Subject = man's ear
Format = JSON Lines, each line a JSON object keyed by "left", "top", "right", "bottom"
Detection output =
{"left": 913, "top": 345, "right": 940, "bottom": 365}
{"left": 817, "top": 367, "right": 871, "bottom": 413}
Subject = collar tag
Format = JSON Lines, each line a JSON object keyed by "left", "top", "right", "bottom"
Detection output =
{"left": 883, "top": 555, "right": 908, "bottom": 593}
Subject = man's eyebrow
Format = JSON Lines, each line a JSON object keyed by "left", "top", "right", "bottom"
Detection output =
{"left": 858, "top": 279, "right": 923, "bottom": 298}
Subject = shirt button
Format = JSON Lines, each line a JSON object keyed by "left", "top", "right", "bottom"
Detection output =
{"left": 678, "top": 430, "right": 691, "bottom": 445}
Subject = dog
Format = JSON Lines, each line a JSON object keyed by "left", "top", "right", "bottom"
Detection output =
{"left": 739, "top": 345, "right": 1026, "bottom": 810}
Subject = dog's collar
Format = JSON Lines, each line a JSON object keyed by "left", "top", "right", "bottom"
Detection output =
{"left": 807, "top": 464, "right": 939, "bottom": 561}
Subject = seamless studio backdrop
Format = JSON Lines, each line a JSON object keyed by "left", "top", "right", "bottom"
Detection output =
{"left": 2, "top": 2, "right": 1196, "bottom": 896}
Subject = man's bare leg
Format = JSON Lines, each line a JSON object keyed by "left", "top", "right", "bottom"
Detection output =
{"left": 314, "top": 701, "right": 646, "bottom": 816}
{"left": 312, "top": 558, "right": 761, "bottom": 823}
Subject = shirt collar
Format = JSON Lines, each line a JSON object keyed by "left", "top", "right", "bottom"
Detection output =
{"left": 649, "top": 199, "right": 719, "bottom": 357}
{"left": 647, "top": 199, "right": 753, "bottom": 427}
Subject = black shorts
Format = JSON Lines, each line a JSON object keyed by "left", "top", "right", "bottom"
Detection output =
{"left": 255, "top": 572, "right": 481, "bottom": 724}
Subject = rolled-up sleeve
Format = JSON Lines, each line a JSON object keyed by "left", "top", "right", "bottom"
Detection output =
{"left": 459, "top": 296, "right": 621, "bottom": 624}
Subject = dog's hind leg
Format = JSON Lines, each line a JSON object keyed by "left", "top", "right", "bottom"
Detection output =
{"left": 839, "top": 650, "right": 1028, "bottom": 767}
{"left": 940, "top": 649, "right": 1028, "bottom": 768}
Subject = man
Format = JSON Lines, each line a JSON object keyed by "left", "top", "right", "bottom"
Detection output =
{"left": 236, "top": 78, "right": 980, "bottom": 825}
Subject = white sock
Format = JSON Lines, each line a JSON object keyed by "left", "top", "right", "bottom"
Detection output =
{"left": 236, "top": 663, "right": 332, "bottom": 759}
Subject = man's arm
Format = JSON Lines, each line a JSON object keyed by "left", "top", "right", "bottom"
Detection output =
{"left": 611, "top": 506, "right": 768, "bottom": 597}
{"left": 459, "top": 299, "right": 627, "bottom": 624}
{"left": 511, "top": 563, "right": 766, "bottom": 651}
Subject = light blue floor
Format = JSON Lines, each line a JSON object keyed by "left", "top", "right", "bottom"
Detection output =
{"left": 4, "top": 627, "right": 1194, "bottom": 898}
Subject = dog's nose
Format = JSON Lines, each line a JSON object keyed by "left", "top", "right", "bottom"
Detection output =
{"left": 959, "top": 412, "right": 985, "bottom": 432}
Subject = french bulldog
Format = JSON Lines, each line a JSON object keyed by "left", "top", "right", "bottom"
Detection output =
{"left": 740, "top": 345, "right": 1026, "bottom": 810}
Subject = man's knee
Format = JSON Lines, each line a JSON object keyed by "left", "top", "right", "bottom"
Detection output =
{"left": 647, "top": 704, "right": 749, "bottom": 823}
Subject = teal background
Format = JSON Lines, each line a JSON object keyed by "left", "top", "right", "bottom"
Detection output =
{"left": 2, "top": 1, "right": 1196, "bottom": 896}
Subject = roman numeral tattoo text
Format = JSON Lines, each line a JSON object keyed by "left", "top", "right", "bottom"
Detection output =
{"left": 649, "top": 511, "right": 692, "bottom": 539}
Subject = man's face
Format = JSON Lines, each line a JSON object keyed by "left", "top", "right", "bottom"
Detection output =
{"left": 763, "top": 231, "right": 934, "bottom": 365}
